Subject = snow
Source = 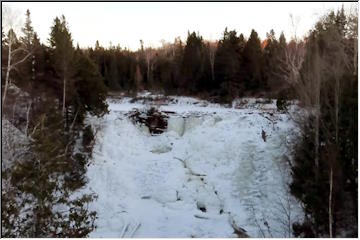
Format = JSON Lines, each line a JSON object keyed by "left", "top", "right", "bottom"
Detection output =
{"left": 83, "top": 94, "right": 303, "bottom": 237}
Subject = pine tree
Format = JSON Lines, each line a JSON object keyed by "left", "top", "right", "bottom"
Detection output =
{"left": 73, "top": 49, "right": 108, "bottom": 119}
{"left": 20, "top": 10, "right": 35, "bottom": 50}
{"left": 49, "top": 15, "right": 75, "bottom": 119}
{"left": 279, "top": 32, "right": 286, "bottom": 48}
{"left": 181, "top": 31, "right": 209, "bottom": 93}
{"left": 19, "top": 9, "right": 38, "bottom": 90}
{"left": 243, "top": 29, "right": 264, "bottom": 92}
{"left": 262, "top": 29, "right": 281, "bottom": 91}
{"left": 214, "top": 28, "right": 245, "bottom": 102}
{"left": 4, "top": 105, "right": 97, "bottom": 237}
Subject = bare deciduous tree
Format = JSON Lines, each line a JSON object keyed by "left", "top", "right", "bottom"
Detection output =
{"left": 277, "top": 15, "right": 323, "bottom": 172}
{"left": 144, "top": 46, "right": 156, "bottom": 84}
{"left": 2, "top": 6, "right": 32, "bottom": 110}
{"left": 277, "top": 15, "right": 306, "bottom": 92}
{"left": 207, "top": 41, "right": 217, "bottom": 81}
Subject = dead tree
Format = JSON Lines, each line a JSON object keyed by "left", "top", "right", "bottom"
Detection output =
{"left": 207, "top": 41, "right": 217, "bottom": 82}
{"left": 144, "top": 47, "right": 156, "bottom": 84}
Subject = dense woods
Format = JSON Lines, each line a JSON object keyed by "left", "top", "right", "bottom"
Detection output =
{"left": 1, "top": 5, "right": 358, "bottom": 238}
{"left": 87, "top": 28, "right": 289, "bottom": 103}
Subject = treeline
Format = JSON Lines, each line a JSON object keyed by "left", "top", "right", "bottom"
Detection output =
{"left": 289, "top": 7, "right": 358, "bottom": 237}
{"left": 87, "top": 28, "right": 290, "bottom": 102}
{"left": 2, "top": 10, "right": 108, "bottom": 237}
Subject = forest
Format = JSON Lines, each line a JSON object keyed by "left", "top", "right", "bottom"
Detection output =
{"left": 1, "top": 5, "right": 358, "bottom": 238}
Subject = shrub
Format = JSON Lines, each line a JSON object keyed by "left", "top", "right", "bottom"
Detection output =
{"left": 276, "top": 90, "right": 289, "bottom": 111}
{"left": 82, "top": 125, "right": 94, "bottom": 148}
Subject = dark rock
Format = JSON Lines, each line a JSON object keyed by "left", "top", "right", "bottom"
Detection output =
{"left": 128, "top": 107, "right": 169, "bottom": 135}
{"left": 261, "top": 129, "right": 267, "bottom": 142}
{"left": 196, "top": 201, "right": 207, "bottom": 212}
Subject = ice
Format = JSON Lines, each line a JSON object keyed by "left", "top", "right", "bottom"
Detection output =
{"left": 167, "top": 115, "right": 207, "bottom": 137}
{"left": 167, "top": 116, "right": 185, "bottom": 136}
{"left": 150, "top": 144, "right": 172, "bottom": 154}
{"left": 83, "top": 95, "right": 303, "bottom": 237}
{"left": 184, "top": 116, "right": 204, "bottom": 134}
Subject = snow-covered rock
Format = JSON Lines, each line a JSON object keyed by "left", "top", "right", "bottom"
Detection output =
{"left": 2, "top": 119, "right": 30, "bottom": 170}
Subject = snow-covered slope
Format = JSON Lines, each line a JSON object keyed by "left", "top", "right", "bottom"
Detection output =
{"left": 84, "top": 95, "right": 303, "bottom": 237}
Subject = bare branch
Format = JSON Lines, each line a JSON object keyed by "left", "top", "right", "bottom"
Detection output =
{"left": 11, "top": 47, "right": 29, "bottom": 57}
{"left": 11, "top": 52, "right": 32, "bottom": 69}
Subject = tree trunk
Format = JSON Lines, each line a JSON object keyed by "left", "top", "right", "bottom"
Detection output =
{"left": 62, "top": 76, "right": 66, "bottom": 117}
{"left": 329, "top": 167, "right": 333, "bottom": 238}
{"left": 210, "top": 60, "right": 214, "bottom": 82}
{"left": 2, "top": 37, "right": 12, "bottom": 110}
{"left": 32, "top": 55, "right": 35, "bottom": 81}
{"left": 313, "top": 44, "right": 321, "bottom": 173}
{"left": 314, "top": 107, "right": 320, "bottom": 170}
{"left": 335, "top": 75, "right": 340, "bottom": 143}
{"left": 25, "top": 100, "right": 32, "bottom": 136}
{"left": 147, "top": 60, "right": 150, "bottom": 84}
{"left": 209, "top": 49, "right": 215, "bottom": 82}
{"left": 354, "top": 37, "right": 358, "bottom": 76}
{"left": 70, "top": 108, "right": 79, "bottom": 132}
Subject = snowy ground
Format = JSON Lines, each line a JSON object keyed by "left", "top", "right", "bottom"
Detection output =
{"left": 83, "top": 94, "right": 303, "bottom": 238}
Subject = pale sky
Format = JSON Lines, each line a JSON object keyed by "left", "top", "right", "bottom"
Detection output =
{"left": 2, "top": 2, "right": 357, "bottom": 50}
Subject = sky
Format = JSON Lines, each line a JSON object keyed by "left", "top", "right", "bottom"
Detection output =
{"left": 2, "top": 2, "right": 357, "bottom": 50}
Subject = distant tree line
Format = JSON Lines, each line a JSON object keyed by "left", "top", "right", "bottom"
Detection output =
{"left": 87, "top": 28, "right": 291, "bottom": 103}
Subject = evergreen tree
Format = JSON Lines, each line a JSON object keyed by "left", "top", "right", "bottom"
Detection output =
{"left": 49, "top": 15, "right": 75, "bottom": 119}
{"left": 279, "top": 32, "right": 287, "bottom": 50}
{"left": 19, "top": 10, "right": 38, "bottom": 90}
{"left": 243, "top": 29, "right": 264, "bottom": 92}
{"left": 4, "top": 105, "right": 97, "bottom": 237}
{"left": 73, "top": 48, "right": 108, "bottom": 119}
{"left": 106, "top": 48, "right": 120, "bottom": 89}
{"left": 181, "top": 31, "right": 209, "bottom": 93}
{"left": 262, "top": 29, "right": 281, "bottom": 91}
{"left": 214, "top": 28, "right": 245, "bottom": 102}
{"left": 20, "top": 9, "right": 35, "bottom": 50}
{"left": 170, "top": 37, "right": 184, "bottom": 93}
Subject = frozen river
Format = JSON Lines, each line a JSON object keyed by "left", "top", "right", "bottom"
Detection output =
{"left": 83, "top": 94, "right": 303, "bottom": 237}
